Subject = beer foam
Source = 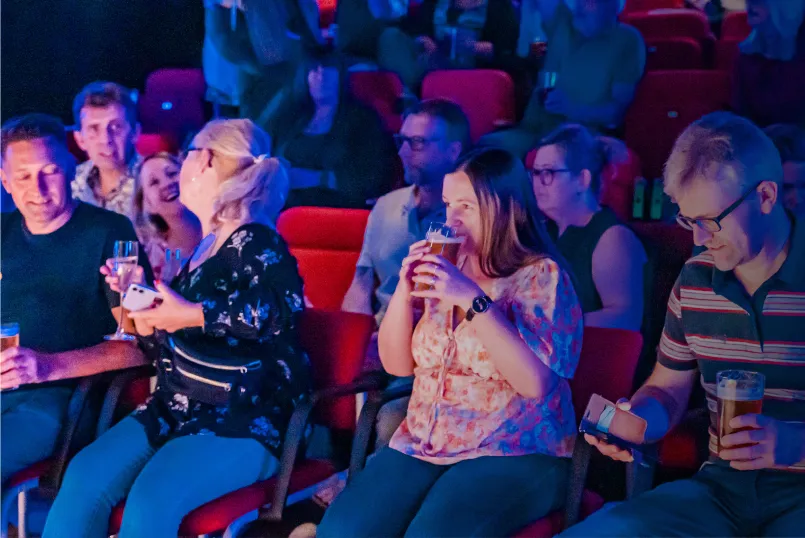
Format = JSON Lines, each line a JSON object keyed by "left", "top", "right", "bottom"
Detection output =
{"left": 426, "top": 231, "right": 464, "bottom": 244}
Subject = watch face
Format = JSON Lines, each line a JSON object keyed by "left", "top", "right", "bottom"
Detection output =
{"left": 472, "top": 295, "right": 491, "bottom": 312}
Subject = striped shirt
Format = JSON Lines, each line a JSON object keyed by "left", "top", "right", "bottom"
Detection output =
{"left": 657, "top": 215, "right": 805, "bottom": 472}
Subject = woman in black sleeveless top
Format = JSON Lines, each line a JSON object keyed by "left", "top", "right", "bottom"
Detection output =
{"left": 530, "top": 124, "right": 646, "bottom": 330}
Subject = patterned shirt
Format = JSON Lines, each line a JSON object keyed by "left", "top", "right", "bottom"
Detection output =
{"left": 658, "top": 215, "right": 805, "bottom": 472}
{"left": 133, "top": 224, "right": 312, "bottom": 457}
{"left": 390, "top": 257, "right": 583, "bottom": 464}
{"left": 72, "top": 155, "right": 142, "bottom": 219}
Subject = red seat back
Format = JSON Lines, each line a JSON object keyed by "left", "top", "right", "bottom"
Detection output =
{"left": 570, "top": 328, "right": 644, "bottom": 424}
{"left": 715, "top": 38, "right": 742, "bottom": 72}
{"left": 135, "top": 133, "right": 177, "bottom": 157}
{"left": 622, "top": 0, "right": 684, "bottom": 14}
{"left": 300, "top": 309, "right": 374, "bottom": 431}
{"left": 524, "top": 147, "right": 641, "bottom": 222}
{"left": 622, "top": 9, "right": 715, "bottom": 45}
{"left": 624, "top": 70, "right": 731, "bottom": 180}
{"left": 277, "top": 207, "right": 370, "bottom": 310}
{"left": 721, "top": 11, "right": 750, "bottom": 40}
{"left": 348, "top": 71, "right": 404, "bottom": 133}
{"left": 139, "top": 68, "right": 206, "bottom": 144}
{"left": 645, "top": 37, "right": 704, "bottom": 70}
{"left": 317, "top": 0, "right": 336, "bottom": 28}
{"left": 421, "top": 69, "right": 515, "bottom": 142}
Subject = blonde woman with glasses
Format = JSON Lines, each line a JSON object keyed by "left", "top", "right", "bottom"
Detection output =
{"left": 44, "top": 119, "right": 311, "bottom": 537}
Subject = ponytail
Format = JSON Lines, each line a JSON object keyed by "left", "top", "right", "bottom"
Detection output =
{"left": 212, "top": 156, "right": 289, "bottom": 230}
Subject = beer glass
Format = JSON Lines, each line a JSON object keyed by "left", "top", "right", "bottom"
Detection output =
{"left": 1, "top": 323, "right": 20, "bottom": 351}
{"left": 106, "top": 241, "right": 139, "bottom": 341}
{"left": 717, "top": 370, "right": 765, "bottom": 451}
{"left": 415, "top": 223, "right": 464, "bottom": 291}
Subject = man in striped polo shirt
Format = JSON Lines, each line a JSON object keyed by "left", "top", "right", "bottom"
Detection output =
{"left": 563, "top": 112, "right": 805, "bottom": 536}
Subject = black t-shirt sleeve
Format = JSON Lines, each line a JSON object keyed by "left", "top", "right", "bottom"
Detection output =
{"left": 100, "top": 215, "right": 155, "bottom": 309}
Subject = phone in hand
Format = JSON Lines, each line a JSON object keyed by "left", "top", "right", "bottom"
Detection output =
{"left": 579, "top": 394, "right": 649, "bottom": 454}
{"left": 122, "top": 283, "right": 163, "bottom": 312}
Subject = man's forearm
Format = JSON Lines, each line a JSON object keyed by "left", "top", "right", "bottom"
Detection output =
{"left": 42, "top": 341, "right": 148, "bottom": 382}
{"left": 629, "top": 385, "right": 685, "bottom": 443}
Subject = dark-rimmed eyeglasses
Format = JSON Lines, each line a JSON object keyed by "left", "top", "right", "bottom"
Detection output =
{"left": 182, "top": 146, "right": 209, "bottom": 160}
{"left": 530, "top": 168, "right": 571, "bottom": 186}
{"left": 393, "top": 135, "right": 440, "bottom": 152}
{"left": 675, "top": 181, "right": 763, "bottom": 233}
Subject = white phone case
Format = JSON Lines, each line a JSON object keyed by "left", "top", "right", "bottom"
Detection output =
{"left": 122, "top": 283, "right": 163, "bottom": 312}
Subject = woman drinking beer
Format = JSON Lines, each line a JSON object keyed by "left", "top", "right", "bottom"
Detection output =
{"left": 317, "top": 148, "right": 583, "bottom": 538}
{"left": 44, "top": 119, "right": 310, "bottom": 537}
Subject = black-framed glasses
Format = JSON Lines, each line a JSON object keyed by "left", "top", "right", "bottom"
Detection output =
{"left": 530, "top": 168, "right": 571, "bottom": 186}
{"left": 393, "top": 134, "right": 440, "bottom": 152}
{"left": 675, "top": 181, "right": 763, "bottom": 233}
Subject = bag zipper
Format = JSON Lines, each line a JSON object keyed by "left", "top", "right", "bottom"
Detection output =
{"left": 172, "top": 342, "right": 262, "bottom": 374}
{"left": 176, "top": 365, "right": 232, "bottom": 392}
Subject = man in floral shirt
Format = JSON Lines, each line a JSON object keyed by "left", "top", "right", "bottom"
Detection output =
{"left": 71, "top": 81, "right": 141, "bottom": 219}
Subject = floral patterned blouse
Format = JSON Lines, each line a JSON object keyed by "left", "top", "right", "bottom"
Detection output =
{"left": 389, "top": 257, "right": 583, "bottom": 464}
{"left": 133, "top": 224, "right": 311, "bottom": 458}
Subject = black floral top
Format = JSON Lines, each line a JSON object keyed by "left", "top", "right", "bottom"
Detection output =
{"left": 133, "top": 224, "right": 311, "bottom": 458}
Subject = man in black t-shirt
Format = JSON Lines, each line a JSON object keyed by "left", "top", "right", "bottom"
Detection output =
{"left": 0, "top": 114, "right": 150, "bottom": 483}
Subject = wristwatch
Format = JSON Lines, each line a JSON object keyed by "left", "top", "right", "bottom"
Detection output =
{"left": 465, "top": 294, "right": 493, "bottom": 322}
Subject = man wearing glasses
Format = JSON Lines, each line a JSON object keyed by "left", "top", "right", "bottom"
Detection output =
{"left": 562, "top": 112, "right": 805, "bottom": 536}
{"left": 341, "top": 98, "right": 470, "bottom": 445}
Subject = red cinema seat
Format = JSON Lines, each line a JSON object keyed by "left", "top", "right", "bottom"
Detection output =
{"left": 624, "top": 70, "right": 731, "bottom": 180}
{"left": 135, "top": 133, "right": 177, "bottom": 157}
{"left": 622, "top": 9, "right": 715, "bottom": 57}
{"left": 276, "top": 207, "right": 370, "bottom": 311}
{"left": 421, "top": 70, "right": 516, "bottom": 142}
{"left": 348, "top": 71, "right": 405, "bottom": 134}
{"left": 622, "top": 0, "right": 684, "bottom": 14}
{"left": 721, "top": 11, "right": 750, "bottom": 40}
{"left": 645, "top": 37, "right": 704, "bottom": 70}
{"left": 139, "top": 68, "right": 206, "bottom": 145}
{"left": 715, "top": 38, "right": 742, "bottom": 72}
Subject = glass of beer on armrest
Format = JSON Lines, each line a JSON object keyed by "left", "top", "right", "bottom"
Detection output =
{"left": 414, "top": 223, "right": 464, "bottom": 291}
{"left": 717, "top": 370, "right": 765, "bottom": 451}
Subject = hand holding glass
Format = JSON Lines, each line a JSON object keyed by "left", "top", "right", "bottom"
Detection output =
{"left": 105, "top": 241, "right": 139, "bottom": 341}
{"left": 1, "top": 323, "right": 20, "bottom": 351}
{"left": 717, "top": 370, "right": 765, "bottom": 452}
{"left": 414, "top": 223, "right": 464, "bottom": 291}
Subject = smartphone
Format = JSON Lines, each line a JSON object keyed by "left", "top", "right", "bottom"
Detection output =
{"left": 122, "top": 283, "right": 163, "bottom": 312}
{"left": 579, "top": 394, "right": 648, "bottom": 454}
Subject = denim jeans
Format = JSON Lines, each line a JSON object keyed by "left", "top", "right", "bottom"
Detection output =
{"left": 1, "top": 387, "right": 71, "bottom": 484}
{"left": 42, "top": 417, "right": 277, "bottom": 538}
{"left": 561, "top": 462, "right": 805, "bottom": 537}
{"left": 318, "top": 447, "right": 569, "bottom": 538}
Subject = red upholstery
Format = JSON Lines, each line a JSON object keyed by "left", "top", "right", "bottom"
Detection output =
{"left": 108, "top": 459, "right": 337, "bottom": 535}
{"left": 135, "top": 133, "right": 176, "bottom": 157}
{"left": 119, "top": 376, "right": 153, "bottom": 414}
{"left": 622, "top": 0, "right": 684, "bottom": 14}
{"left": 277, "top": 207, "right": 370, "bottom": 310}
{"left": 622, "top": 9, "right": 715, "bottom": 47}
{"left": 317, "top": 0, "right": 336, "bottom": 28}
{"left": 421, "top": 70, "right": 516, "bottom": 142}
{"left": 4, "top": 459, "right": 54, "bottom": 489}
{"left": 512, "top": 490, "right": 605, "bottom": 538}
{"left": 624, "top": 70, "right": 731, "bottom": 179}
{"left": 348, "top": 71, "right": 405, "bottom": 134}
{"left": 301, "top": 309, "right": 375, "bottom": 431}
{"left": 645, "top": 37, "right": 704, "bottom": 70}
{"left": 721, "top": 11, "right": 750, "bottom": 40}
{"left": 139, "top": 68, "right": 206, "bottom": 144}
{"left": 511, "top": 328, "right": 643, "bottom": 538}
{"left": 715, "top": 38, "right": 741, "bottom": 72}
{"left": 658, "top": 420, "right": 704, "bottom": 470}
{"left": 524, "top": 147, "right": 641, "bottom": 223}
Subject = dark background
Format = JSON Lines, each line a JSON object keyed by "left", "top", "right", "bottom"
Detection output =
{"left": 1, "top": 0, "right": 205, "bottom": 125}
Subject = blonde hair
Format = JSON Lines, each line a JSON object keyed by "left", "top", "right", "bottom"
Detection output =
{"left": 192, "top": 118, "right": 288, "bottom": 230}
{"left": 133, "top": 151, "right": 182, "bottom": 242}
{"left": 664, "top": 112, "right": 783, "bottom": 195}
{"left": 741, "top": 0, "right": 805, "bottom": 61}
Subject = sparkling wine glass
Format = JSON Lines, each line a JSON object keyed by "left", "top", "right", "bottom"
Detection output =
{"left": 105, "top": 241, "right": 139, "bottom": 341}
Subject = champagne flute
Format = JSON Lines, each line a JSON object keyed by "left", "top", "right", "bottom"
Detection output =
{"left": 105, "top": 241, "right": 139, "bottom": 341}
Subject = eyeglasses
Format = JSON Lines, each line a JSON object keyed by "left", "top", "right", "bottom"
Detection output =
{"left": 530, "top": 168, "right": 571, "bottom": 186}
{"left": 675, "top": 181, "right": 763, "bottom": 233}
{"left": 393, "top": 135, "right": 440, "bottom": 152}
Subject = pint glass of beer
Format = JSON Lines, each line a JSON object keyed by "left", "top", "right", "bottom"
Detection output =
{"left": 415, "top": 223, "right": 464, "bottom": 291}
{"left": 717, "top": 370, "right": 765, "bottom": 451}
{"left": 1, "top": 323, "right": 20, "bottom": 351}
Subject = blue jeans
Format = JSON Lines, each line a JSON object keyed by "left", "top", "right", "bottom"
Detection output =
{"left": 42, "top": 417, "right": 277, "bottom": 537}
{"left": 318, "top": 447, "right": 569, "bottom": 538}
{"left": 561, "top": 463, "right": 805, "bottom": 537}
{"left": 1, "top": 387, "right": 70, "bottom": 484}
